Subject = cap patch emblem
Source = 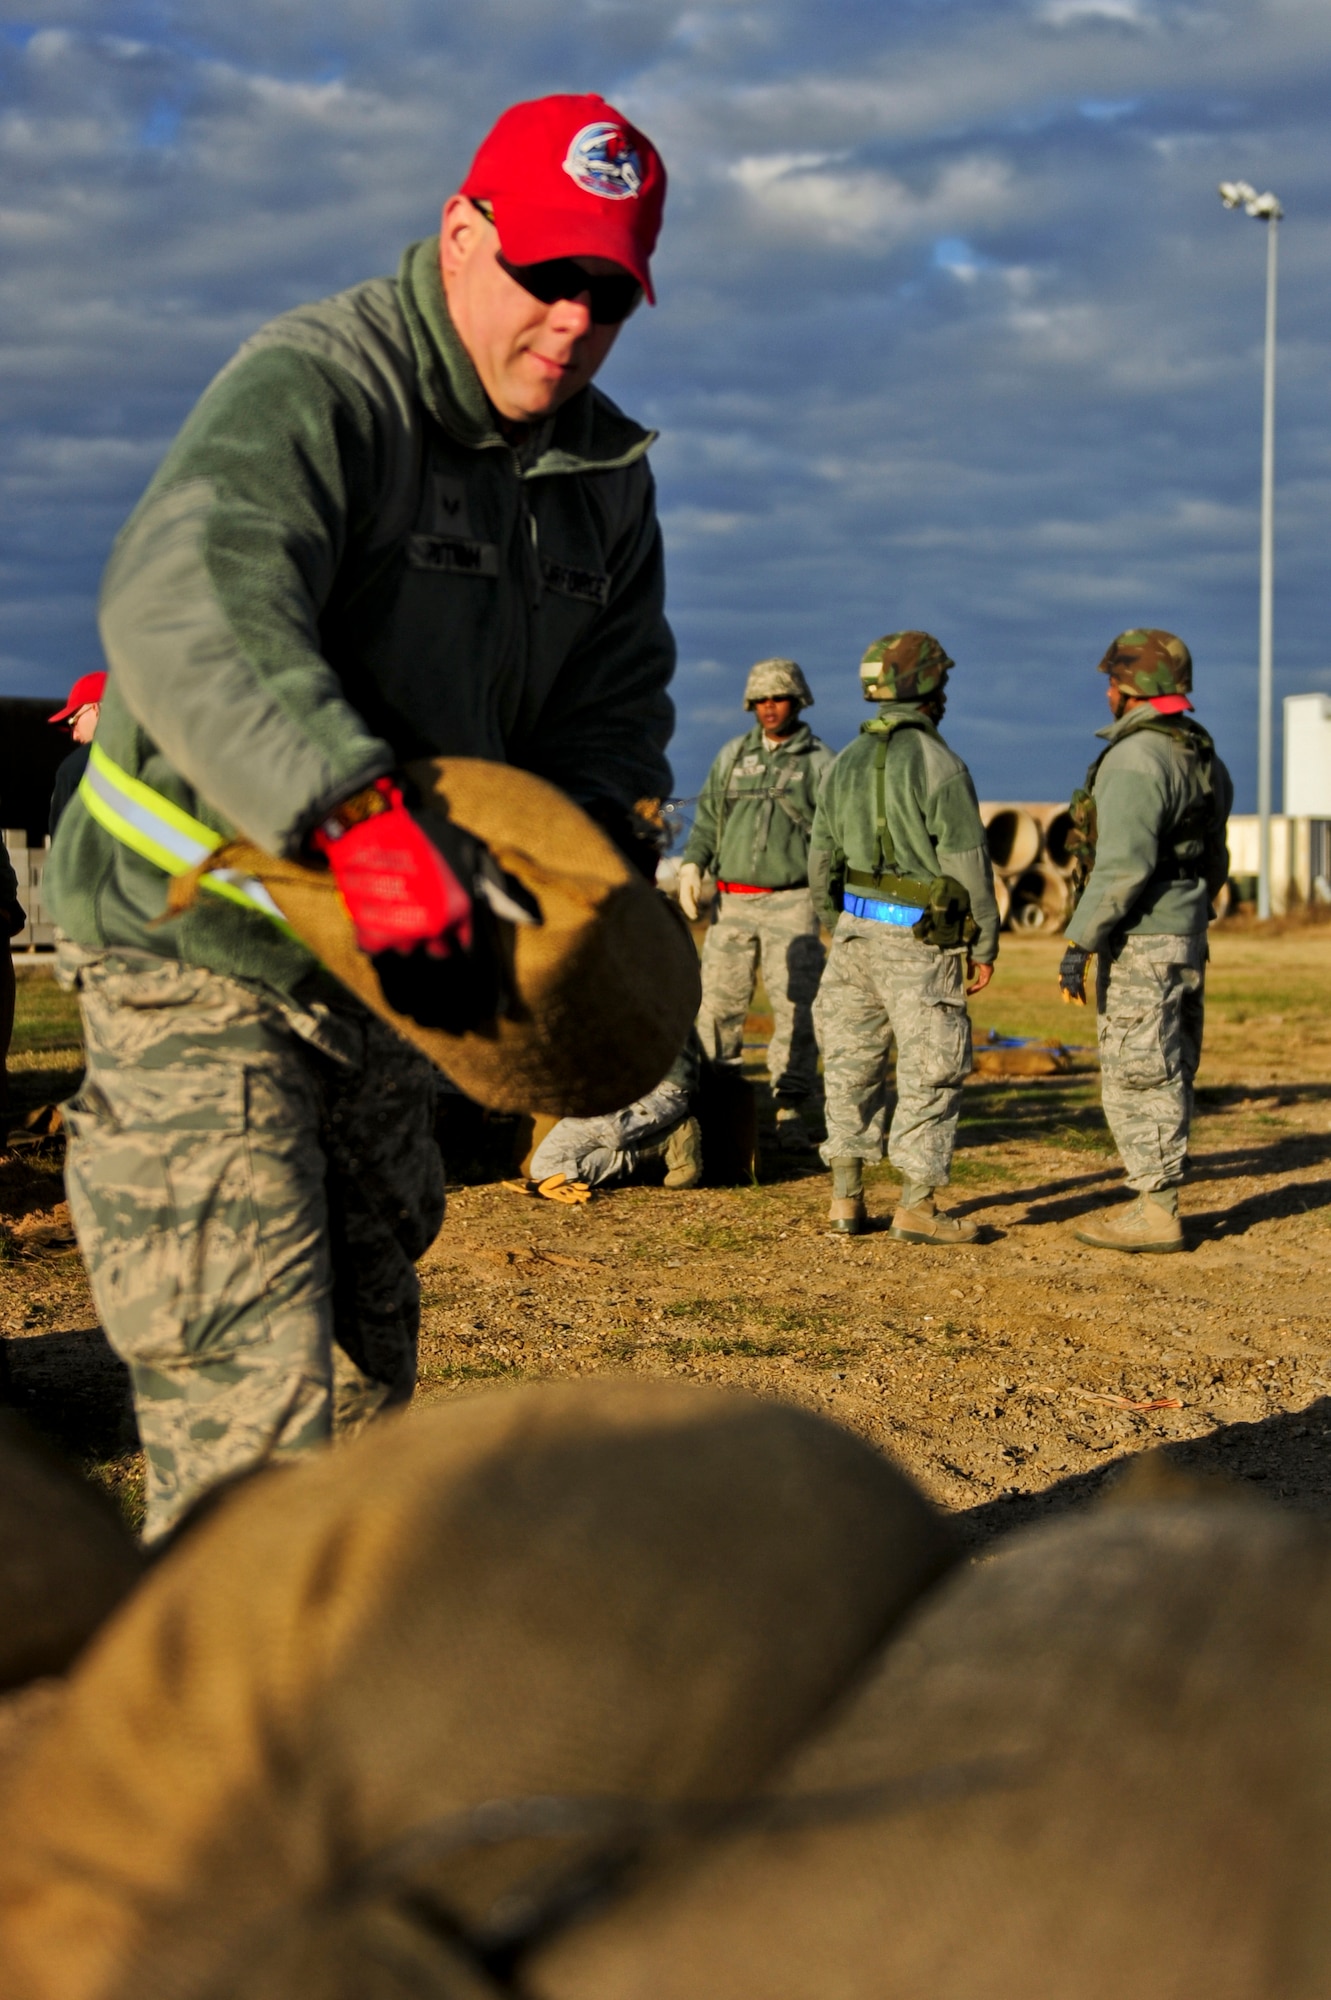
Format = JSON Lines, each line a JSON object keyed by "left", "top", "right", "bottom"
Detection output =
{"left": 563, "top": 121, "right": 643, "bottom": 201}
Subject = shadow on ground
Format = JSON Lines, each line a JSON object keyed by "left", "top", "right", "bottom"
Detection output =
{"left": 1, "top": 1323, "right": 137, "bottom": 1461}
{"left": 955, "top": 1399, "right": 1331, "bottom": 1551}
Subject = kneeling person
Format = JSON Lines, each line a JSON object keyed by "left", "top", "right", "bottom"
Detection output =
{"left": 529, "top": 1038, "right": 702, "bottom": 1192}
{"left": 677, "top": 660, "right": 833, "bottom": 1153}
{"left": 1060, "top": 629, "right": 1232, "bottom": 1253}
{"left": 809, "top": 632, "right": 999, "bottom": 1242}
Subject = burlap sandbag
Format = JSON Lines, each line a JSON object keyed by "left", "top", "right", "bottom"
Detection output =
{"left": 527, "top": 1495, "right": 1331, "bottom": 2000}
{"left": 0, "top": 1409, "right": 142, "bottom": 1691}
{"left": 0, "top": 1379, "right": 954, "bottom": 2000}
{"left": 212, "top": 759, "right": 700, "bottom": 1116}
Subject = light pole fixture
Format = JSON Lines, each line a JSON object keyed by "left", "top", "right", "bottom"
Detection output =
{"left": 1219, "top": 178, "right": 1283, "bottom": 921}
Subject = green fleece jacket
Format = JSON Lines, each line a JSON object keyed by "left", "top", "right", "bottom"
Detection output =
{"left": 47, "top": 238, "right": 675, "bottom": 994}
{"left": 681, "top": 722, "right": 833, "bottom": 889}
{"left": 808, "top": 704, "right": 1000, "bottom": 962}
{"left": 1065, "top": 707, "right": 1233, "bottom": 953}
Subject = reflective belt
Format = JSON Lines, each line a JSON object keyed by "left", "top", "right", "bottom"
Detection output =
{"left": 716, "top": 880, "right": 806, "bottom": 895}
{"left": 842, "top": 890, "right": 924, "bottom": 927}
{"left": 78, "top": 742, "right": 291, "bottom": 929}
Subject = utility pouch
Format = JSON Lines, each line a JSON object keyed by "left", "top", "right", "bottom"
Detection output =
{"left": 912, "top": 875, "right": 979, "bottom": 951}
{"left": 1065, "top": 784, "right": 1099, "bottom": 906}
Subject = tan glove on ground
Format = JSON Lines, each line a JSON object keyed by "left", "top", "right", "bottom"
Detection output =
{"left": 677, "top": 862, "right": 703, "bottom": 922}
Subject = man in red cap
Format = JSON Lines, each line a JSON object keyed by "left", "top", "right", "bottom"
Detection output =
{"left": 47, "top": 671, "right": 107, "bottom": 834}
{"left": 46, "top": 95, "right": 674, "bottom": 1540}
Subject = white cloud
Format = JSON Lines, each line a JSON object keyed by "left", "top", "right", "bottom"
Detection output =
{"left": 727, "top": 152, "right": 1020, "bottom": 250}
{"left": 1037, "top": 0, "right": 1157, "bottom": 28}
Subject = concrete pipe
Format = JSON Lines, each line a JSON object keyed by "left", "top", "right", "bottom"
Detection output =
{"left": 1009, "top": 864, "right": 1071, "bottom": 933}
{"left": 982, "top": 806, "right": 1041, "bottom": 877}
{"left": 992, "top": 872, "right": 1012, "bottom": 930}
{"left": 1041, "top": 807, "right": 1078, "bottom": 876}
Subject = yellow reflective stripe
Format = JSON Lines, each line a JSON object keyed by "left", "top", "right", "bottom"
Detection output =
{"left": 79, "top": 743, "right": 295, "bottom": 935}
{"left": 87, "top": 741, "right": 226, "bottom": 854}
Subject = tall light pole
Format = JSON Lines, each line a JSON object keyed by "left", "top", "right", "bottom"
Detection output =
{"left": 1219, "top": 179, "right": 1282, "bottom": 921}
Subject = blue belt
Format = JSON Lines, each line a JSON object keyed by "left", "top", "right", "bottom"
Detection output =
{"left": 843, "top": 891, "right": 925, "bottom": 927}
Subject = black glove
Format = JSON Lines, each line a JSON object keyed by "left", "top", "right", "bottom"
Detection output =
{"left": 2, "top": 900, "right": 26, "bottom": 941}
{"left": 1058, "top": 944, "right": 1090, "bottom": 1006}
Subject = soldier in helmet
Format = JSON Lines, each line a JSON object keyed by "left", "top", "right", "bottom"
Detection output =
{"left": 1060, "top": 629, "right": 1232, "bottom": 1253}
{"left": 808, "top": 632, "right": 1000, "bottom": 1241}
{"left": 677, "top": 659, "right": 834, "bottom": 1151}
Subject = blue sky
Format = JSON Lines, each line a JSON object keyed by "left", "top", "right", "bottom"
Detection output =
{"left": 1, "top": 1, "right": 1327, "bottom": 809}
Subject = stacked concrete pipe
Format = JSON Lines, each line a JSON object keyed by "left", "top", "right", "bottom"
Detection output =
{"left": 979, "top": 803, "right": 1074, "bottom": 933}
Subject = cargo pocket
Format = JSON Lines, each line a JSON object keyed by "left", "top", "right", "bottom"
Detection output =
{"left": 67, "top": 1065, "right": 270, "bottom": 1367}
{"left": 1100, "top": 966, "right": 1171, "bottom": 1090}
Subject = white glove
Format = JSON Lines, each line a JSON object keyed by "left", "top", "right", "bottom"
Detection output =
{"left": 677, "top": 862, "right": 703, "bottom": 921}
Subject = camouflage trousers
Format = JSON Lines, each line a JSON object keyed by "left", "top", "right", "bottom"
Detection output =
{"left": 1096, "top": 931, "right": 1206, "bottom": 1194}
{"left": 59, "top": 946, "right": 444, "bottom": 1542}
{"left": 814, "top": 917, "right": 972, "bottom": 1187}
{"left": 695, "top": 888, "right": 824, "bottom": 1104}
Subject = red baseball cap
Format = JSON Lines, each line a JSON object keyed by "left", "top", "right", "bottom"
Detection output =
{"left": 458, "top": 94, "right": 666, "bottom": 303}
{"left": 48, "top": 671, "right": 107, "bottom": 724}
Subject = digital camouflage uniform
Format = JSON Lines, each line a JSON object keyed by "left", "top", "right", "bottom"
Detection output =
{"left": 809, "top": 634, "right": 999, "bottom": 1190}
{"left": 61, "top": 943, "right": 444, "bottom": 1537}
{"left": 683, "top": 672, "right": 832, "bottom": 1106}
{"left": 47, "top": 238, "right": 675, "bottom": 1537}
{"left": 1066, "top": 631, "right": 1232, "bottom": 1200}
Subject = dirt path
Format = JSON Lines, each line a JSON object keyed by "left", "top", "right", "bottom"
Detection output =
{"left": 4, "top": 926, "right": 1330, "bottom": 1539}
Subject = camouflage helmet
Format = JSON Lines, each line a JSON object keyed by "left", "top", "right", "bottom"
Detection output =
{"left": 1097, "top": 628, "right": 1193, "bottom": 697}
{"left": 744, "top": 657, "right": 813, "bottom": 709}
{"left": 859, "top": 631, "right": 954, "bottom": 703}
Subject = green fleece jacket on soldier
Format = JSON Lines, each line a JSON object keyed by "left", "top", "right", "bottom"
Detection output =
{"left": 681, "top": 722, "right": 833, "bottom": 889}
{"left": 46, "top": 237, "right": 675, "bottom": 996}
{"left": 808, "top": 703, "right": 1000, "bottom": 962}
{"left": 1065, "top": 708, "right": 1233, "bottom": 955}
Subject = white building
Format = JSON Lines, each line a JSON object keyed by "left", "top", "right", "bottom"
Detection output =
{"left": 1284, "top": 692, "right": 1331, "bottom": 818}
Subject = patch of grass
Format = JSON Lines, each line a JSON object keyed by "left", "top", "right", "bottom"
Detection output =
{"left": 666, "top": 1332, "right": 795, "bottom": 1360}
{"left": 959, "top": 1079, "right": 1116, "bottom": 1154}
{"left": 946, "top": 1155, "right": 1021, "bottom": 1187}
{"left": 419, "top": 1354, "right": 529, "bottom": 1383}
{"left": 660, "top": 1293, "right": 860, "bottom": 1369}
{"left": 85, "top": 1454, "right": 146, "bottom": 1534}
{"left": 678, "top": 1222, "right": 761, "bottom": 1253}
{"left": 12, "top": 968, "right": 83, "bottom": 1057}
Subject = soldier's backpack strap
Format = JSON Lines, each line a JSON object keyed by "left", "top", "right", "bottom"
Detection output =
{"left": 858, "top": 713, "right": 936, "bottom": 877}
{"left": 710, "top": 734, "right": 753, "bottom": 855}
{"left": 849, "top": 715, "right": 976, "bottom": 947}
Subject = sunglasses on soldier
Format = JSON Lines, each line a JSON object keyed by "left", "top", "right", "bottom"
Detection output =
{"left": 495, "top": 250, "right": 642, "bottom": 325}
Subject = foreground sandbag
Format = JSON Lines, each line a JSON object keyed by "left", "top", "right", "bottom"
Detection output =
{"left": 528, "top": 1498, "right": 1331, "bottom": 2000}
{"left": 210, "top": 758, "right": 700, "bottom": 1116}
{"left": 0, "top": 1409, "right": 142, "bottom": 1690}
{"left": 0, "top": 1379, "right": 953, "bottom": 2000}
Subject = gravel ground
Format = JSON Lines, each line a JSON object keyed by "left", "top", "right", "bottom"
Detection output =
{"left": 3, "top": 924, "right": 1329, "bottom": 1540}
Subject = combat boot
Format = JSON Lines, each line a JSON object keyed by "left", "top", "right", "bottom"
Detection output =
{"left": 828, "top": 1159, "right": 866, "bottom": 1235}
{"left": 890, "top": 1191, "right": 979, "bottom": 1247}
{"left": 662, "top": 1116, "right": 703, "bottom": 1190}
{"left": 827, "top": 1197, "right": 866, "bottom": 1236}
{"left": 774, "top": 1106, "right": 814, "bottom": 1153}
{"left": 1074, "top": 1194, "right": 1184, "bottom": 1254}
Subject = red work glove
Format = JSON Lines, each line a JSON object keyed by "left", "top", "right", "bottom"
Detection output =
{"left": 311, "top": 777, "right": 472, "bottom": 958}
{"left": 312, "top": 776, "right": 540, "bottom": 1035}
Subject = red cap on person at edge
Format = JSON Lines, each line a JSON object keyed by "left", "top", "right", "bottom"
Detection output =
{"left": 48, "top": 671, "right": 107, "bottom": 724}
{"left": 458, "top": 94, "right": 667, "bottom": 303}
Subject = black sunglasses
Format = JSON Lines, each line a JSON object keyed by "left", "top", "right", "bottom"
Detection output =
{"left": 495, "top": 251, "right": 642, "bottom": 326}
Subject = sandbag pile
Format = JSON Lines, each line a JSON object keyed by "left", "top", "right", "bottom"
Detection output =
{"left": 528, "top": 1489, "right": 1331, "bottom": 2000}
{"left": 0, "top": 1380, "right": 953, "bottom": 2000}
{"left": 7, "top": 1379, "right": 1328, "bottom": 2000}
